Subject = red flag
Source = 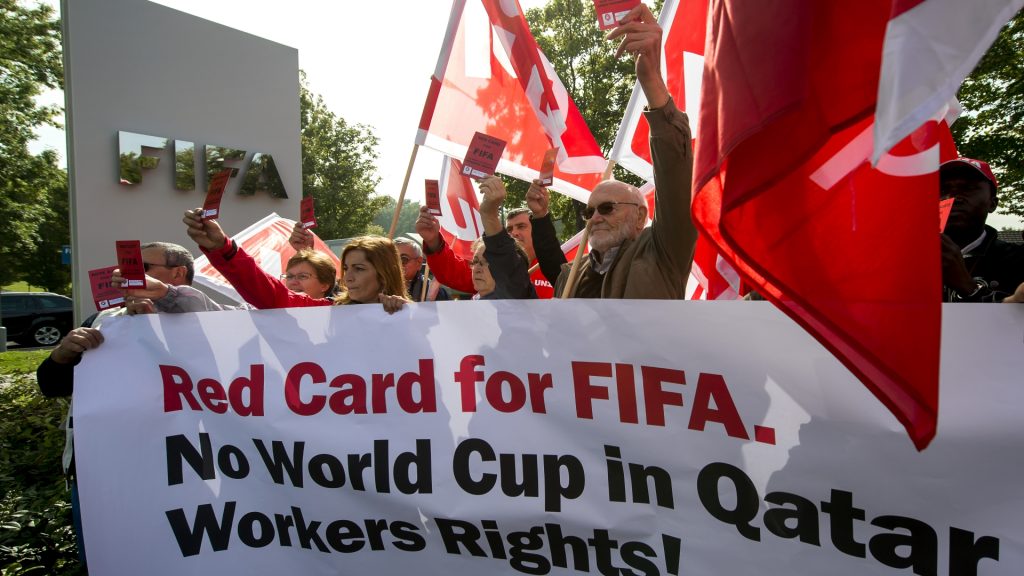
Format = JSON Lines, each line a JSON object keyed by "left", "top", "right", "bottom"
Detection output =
{"left": 417, "top": 0, "right": 605, "bottom": 202}
{"left": 436, "top": 157, "right": 483, "bottom": 261}
{"left": 692, "top": 0, "right": 977, "bottom": 449}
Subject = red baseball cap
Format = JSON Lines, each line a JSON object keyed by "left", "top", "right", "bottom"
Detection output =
{"left": 940, "top": 158, "right": 998, "bottom": 193}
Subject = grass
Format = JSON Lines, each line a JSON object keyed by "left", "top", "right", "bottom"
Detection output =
{"left": 0, "top": 282, "right": 45, "bottom": 293}
{"left": 0, "top": 348, "right": 84, "bottom": 575}
{"left": 0, "top": 350, "right": 51, "bottom": 377}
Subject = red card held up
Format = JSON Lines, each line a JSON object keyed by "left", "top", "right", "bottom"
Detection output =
{"left": 462, "top": 132, "right": 506, "bottom": 179}
{"left": 594, "top": 0, "right": 640, "bottom": 30}
{"left": 539, "top": 148, "right": 558, "bottom": 186}
{"left": 939, "top": 198, "right": 955, "bottom": 232}
{"left": 88, "top": 266, "right": 124, "bottom": 311}
{"left": 300, "top": 196, "right": 317, "bottom": 229}
{"left": 425, "top": 180, "right": 442, "bottom": 216}
{"left": 115, "top": 240, "right": 146, "bottom": 288}
{"left": 202, "top": 169, "right": 233, "bottom": 220}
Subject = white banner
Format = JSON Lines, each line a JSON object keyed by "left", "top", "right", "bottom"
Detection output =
{"left": 74, "top": 302, "right": 1024, "bottom": 575}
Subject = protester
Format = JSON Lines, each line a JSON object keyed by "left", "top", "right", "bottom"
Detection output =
{"left": 394, "top": 237, "right": 449, "bottom": 302}
{"left": 185, "top": 208, "right": 409, "bottom": 312}
{"left": 467, "top": 176, "right": 536, "bottom": 300}
{"left": 530, "top": 4, "right": 696, "bottom": 299}
{"left": 36, "top": 240, "right": 198, "bottom": 567}
{"left": 282, "top": 249, "right": 337, "bottom": 300}
{"left": 414, "top": 204, "right": 555, "bottom": 298}
{"left": 940, "top": 158, "right": 1024, "bottom": 302}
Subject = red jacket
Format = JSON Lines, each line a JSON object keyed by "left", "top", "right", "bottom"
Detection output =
{"left": 202, "top": 239, "right": 333, "bottom": 309}
{"left": 425, "top": 240, "right": 555, "bottom": 298}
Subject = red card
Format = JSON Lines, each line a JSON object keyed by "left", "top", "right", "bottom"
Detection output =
{"left": 539, "top": 148, "right": 558, "bottom": 186}
{"left": 202, "top": 169, "right": 233, "bottom": 220}
{"left": 939, "top": 197, "right": 955, "bottom": 232}
{"left": 462, "top": 132, "right": 506, "bottom": 179}
{"left": 425, "top": 180, "right": 442, "bottom": 216}
{"left": 594, "top": 0, "right": 640, "bottom": 30}
{"left": 300, "top": 196, "right": 317, "bottom": 229}
{"left": 115, "top": 240, "right": 146, "bottom": 288}
{"left": 88, "top": 266, "right": 124, "bottom": 311}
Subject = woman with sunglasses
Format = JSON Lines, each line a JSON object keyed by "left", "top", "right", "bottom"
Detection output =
{"left": 183, "top": 209, "right": 410, "bottom": 312}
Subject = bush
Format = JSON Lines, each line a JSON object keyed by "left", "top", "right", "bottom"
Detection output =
{"left": 0, "top": 351, "right": 84, "bottom": 575}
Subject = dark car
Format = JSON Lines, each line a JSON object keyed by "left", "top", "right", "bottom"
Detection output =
{"left": 1, "top": 292, "right": 74, "bottom": 347}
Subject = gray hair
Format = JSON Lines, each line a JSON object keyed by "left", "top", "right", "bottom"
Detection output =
{"left": 394, "top": 237, "right": 423, "bottom": 259}
{"left": 142, "top": 242, "right": 195, "bottom": 285}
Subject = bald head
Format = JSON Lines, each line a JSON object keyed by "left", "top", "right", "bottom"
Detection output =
{"left": 586, "top": 180, "right": 648, "bottom": 253}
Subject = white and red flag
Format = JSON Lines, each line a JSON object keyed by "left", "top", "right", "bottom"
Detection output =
{"left": 691, "top": 0, "right": 1010, "bottom": 449}
{"left": 417, "top": 0, "right": 606, "bottom": 203}
{"left": 436, "top": 156, "right": 484, "bottom": 262}
{"left": 874, "top": 0, "right": 1023, "bottom": 160}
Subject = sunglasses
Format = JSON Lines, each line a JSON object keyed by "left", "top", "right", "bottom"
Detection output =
{"left": 280, "top": 273, "right": 313, "bottom": 281}
{"left": 583, "top": 201, "right": 641, "bottom": 220}
{"left": 143, "top": 262, "right": 173, "bottom": 272}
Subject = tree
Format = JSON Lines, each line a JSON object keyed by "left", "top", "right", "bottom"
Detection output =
{"left": 954, "top": 11, "right": 1024, "bottom": 218}
{"left": 21, "top": 159, "right": 71, "bottom": 293}
{"left": 300, "top": 73, "right": 389, "bottom": 240}
{"left": 373, "top": 197, "right": 422, "bottom": 239}
{"left": 0, "top": 0, "right": 64, "bottom": 286}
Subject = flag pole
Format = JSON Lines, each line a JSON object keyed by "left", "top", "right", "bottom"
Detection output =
{"left": 420, "top": 263, "right": 431, "bottom": 302}
{"left": 389, "top": 144, "right": 420, "bottom": 239}
{"left": 559, "top": 159, "right": 615, "bottom": 298}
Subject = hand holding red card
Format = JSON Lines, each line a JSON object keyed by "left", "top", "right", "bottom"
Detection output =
{"left": 425, "top": 180, "right": 442, "bottom": 216}
{"left": 115, "top": 240, "right": 146, "bottom": 289}
{"left": 202, "top": 169, "right": 233, "bottom": 220}
{"left": 594, "top": 0, "right": 641, "bottom": 30}
{"left": 938, "top": 198, "right": 955, "bottom": 232}
{"left": 88, "top": 266, "right": 124, "bottom": 311}
{"left": 462, "top": 132, "right": 506, "bottom": 179}
{"left": 300, "top": 196, "right": 317, "bottom": 229}
{"left": 539, "top": 148, "right": 558, "bottom": 186}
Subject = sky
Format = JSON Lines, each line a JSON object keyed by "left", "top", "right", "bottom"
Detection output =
{"left": 29, "top": 0, "right": 1024, "bottom": 230}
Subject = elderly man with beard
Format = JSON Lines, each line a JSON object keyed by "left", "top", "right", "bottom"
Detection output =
{"left": 529, "top": 4, "right": 697, "bottom": 299}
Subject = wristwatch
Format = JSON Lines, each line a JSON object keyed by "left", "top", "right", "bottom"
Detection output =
{"left": 955, "top": 278, "right": 991, "bottom": 302}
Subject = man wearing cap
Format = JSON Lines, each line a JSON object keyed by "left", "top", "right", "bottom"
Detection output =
{"left": 940, "top": 158, "right": 1024, "bottom": 302}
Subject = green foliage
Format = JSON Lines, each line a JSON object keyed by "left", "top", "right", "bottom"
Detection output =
{"left": 954, "top": 11, "right": 1024, "bottom": 217}
{"left": 0, "top": 351, "right": 83, "bottom": 575}
{"left": 0, "top": 1, "right": 68, "bottom": 290}
{"left": 373, "top": 197, "right": 422, "bottom": 239}
{"left": 300, "top": 73, "right": 389, "bottom": 240}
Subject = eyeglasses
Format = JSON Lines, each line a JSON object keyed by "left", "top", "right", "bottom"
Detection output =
{"left": 400, "top": 255, "right": 421, "bottom": 265}
{"left": 470, "top": 258, "right": 489, "bottom": 268}
{"left": 143, "top": 262, "right": 173, "bottom": 272}
{"left": 583, "top": 201, "right": 641, "bottom": 220}
{"left": 281, "top": 272, "right": 313, "bottom": 281}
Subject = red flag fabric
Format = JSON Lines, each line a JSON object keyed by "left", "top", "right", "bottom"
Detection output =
{"left": 436, "top": 157, "right": 484, "bottom": 262}
{"left": 692, "top": 0, "right": 969, "bottom": 449}
{"left": 417, "top": 0, "right": 606, "bottom": 202}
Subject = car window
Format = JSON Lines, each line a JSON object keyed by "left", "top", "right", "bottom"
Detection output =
{"left": 39, "top": 296, "right": 70, "bottom": 309}
{"left": 1, "top": 296, "right": 30, "bottom": 313}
